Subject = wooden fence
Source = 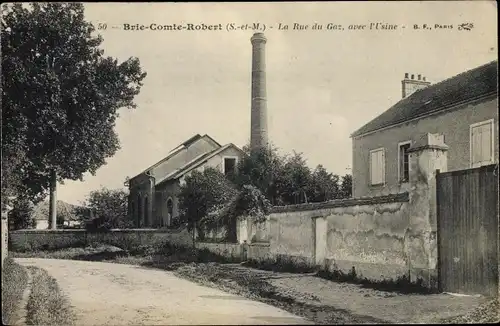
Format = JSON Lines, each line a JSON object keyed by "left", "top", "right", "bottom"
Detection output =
{"left": 437, "top": 164, "right": 499, "bottom": 297}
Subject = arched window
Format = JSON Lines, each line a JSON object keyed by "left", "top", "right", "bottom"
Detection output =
{"left": 167, "top": 198, "right": 173, "bottom": 226}
{"left": 136, "top": 194, "right": 142, "bottom": 227}
{"left": 144, "top": 196, "right": 149, "bottom": 227}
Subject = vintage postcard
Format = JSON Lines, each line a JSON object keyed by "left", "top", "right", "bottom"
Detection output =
{"left": 1, "top": 1, "right": 498, "bottom": 325}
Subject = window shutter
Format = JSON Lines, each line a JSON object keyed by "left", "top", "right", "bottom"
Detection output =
{"left": 380, "top": 150, "right": 385, "bottom": 184}
{"left": 481, "top": 123, "right": 492, "bottom": 164}
{"left": 370, "top": 151, "right": 377, "bottom": 184}
{"left": 370, "top": 149, "right": 385, "bottom": 185}
{"left": 471, "top": 126, "right": 481, "bottom": 167}
{"left": 370, "top": 152, "right": 375, "bottom": 184}
{"left": 471, "top": 121, "right": 494, "bottom": 168}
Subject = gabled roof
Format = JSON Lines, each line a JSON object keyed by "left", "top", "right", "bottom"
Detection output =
{"left": 167, "top": 133, "right": 221, "bottom": 154}
{"left": 31, "top": 200, "right": 82, "bottom": 221}
{"left": 351, "top": 60, "right": 498, "bottom": 138}
{"left": 156, "top": 143, "right": 246, "bottom": 186}
{"left": 129, "top": 133, "right": 222, "bottom": 181}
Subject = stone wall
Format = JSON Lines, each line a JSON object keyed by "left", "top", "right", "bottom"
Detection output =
{"left": 230, "top": 133, "right": 448, "bottom": 290}
{"left": 236, "top": 216, "right": 270, "bottom": 244}
{"left": 268, "top": 193, "right": 410, "bottom": 279}
{"left": 202, "top": 225, "right": 228, "bottom": 242}
{"left": 268, "top": 210, "right": 316, "bottom": 266}
{"left": 9, "top": 227, "right": 192, "bottom": 252}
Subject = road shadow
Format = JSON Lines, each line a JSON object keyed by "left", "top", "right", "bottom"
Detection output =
{"left": 73, "top": 249, "right": 129, "bottom": 262}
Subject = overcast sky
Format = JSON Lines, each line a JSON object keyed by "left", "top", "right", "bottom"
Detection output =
{"left": 56, "top": 1, "right": 497, "bottom": 205}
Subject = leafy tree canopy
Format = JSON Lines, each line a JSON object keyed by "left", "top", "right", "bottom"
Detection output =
{"left": 178, "top": 167, "right": 238, "bottom": 232}
{"left": 8, "top": 197, "right": 36, "bottom": 230}
{"left": 340, "top": 174, "right": 353, "bottom": 199}
{"left": 76, "top": 187, "right": 131, "bottom": 230}
{"left": 1, "top": 3, "right": 147, "bottom": 203}
{"left": 234, "top": 144, "right": 352, "bottom": 206}
{"left": 199, "top": 184, "right": 272, "bottom": 241}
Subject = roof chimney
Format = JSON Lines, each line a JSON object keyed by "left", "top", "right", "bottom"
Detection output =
{"left": 401, "top": 73, "right": 431, "bottom": 99}
{"left": 250, "top": 33, "right": 268, "bottom": 152}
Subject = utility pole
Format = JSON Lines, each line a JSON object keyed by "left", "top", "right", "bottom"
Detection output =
{"left": 47, "top": 54, "right": 58, "bottom": 230}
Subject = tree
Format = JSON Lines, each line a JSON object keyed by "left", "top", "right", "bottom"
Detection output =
{"left": 8, "top": 197, "right": 36, "bottom": 230}
{"left": 234, "top": 144, "right": 348, "bottom": 206}
{"left": 77, "top": 187, "right": 131, "bottom": 230}
{"left": 233, "top": 144, "right": 286, "bottom": 205}
{"left": 307, "top": 165, "right": 341, "bottom": 202}
{"left": 339, "top": 174, "right": 353, "bottom": 199}
{"left": 178, "top": 168, "right": 238, "bottom": 243}
{"left": 1, "top": 146, "right": 26, "bottom": 212}
{"left": 277, "top": 152, "right": 311, "bottom": 205}
{"left": 1, "top": 3, "right": 147, "bottom": 226}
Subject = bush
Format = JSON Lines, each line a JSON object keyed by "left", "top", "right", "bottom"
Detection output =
{"left": 79, "top": 187, "right": 133, "bottom": 229}
{"left": 199, "top": 185, "right": 271, "bottom": 242}
{"left": 8, "top": 197, "right": 36, "bottom": 230}
{"left": 26, "top": 266, "right": 75, "bottom": 325}
{"left": 242, "top": 256, "right": 316, "bottom": 274}
{"left": 178, "top": 167, "right": 238, "bottom": 239}
{"left": 316, "top": 267, "right": 435, "bottom": 294}
{"left": 1, "top": 257, "right": 29, "bottom": 325}
{"left": 443, "top": 298, "right": 499, "bottom": 323}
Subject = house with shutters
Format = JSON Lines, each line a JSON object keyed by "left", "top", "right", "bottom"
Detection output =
{"left": 126, "top": 134, "right": 245, "bottom": 228}
{"left": 350, "top": 60, "right": 498, "bottom": 198}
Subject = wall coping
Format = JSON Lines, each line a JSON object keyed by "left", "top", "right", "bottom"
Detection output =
{"left": 270, "top": 192, "right": 409, "bottom": 213}
{"left": 196, "top": 241, "right": 270, "bottom": 247}
{"left": 10, "top": 228, "right": 187, "bottom": 234}
{"left": 197, "top": 241, "right": 239, "bottom": 245}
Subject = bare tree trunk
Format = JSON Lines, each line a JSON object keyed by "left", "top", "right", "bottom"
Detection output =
{"left": 49, "top": 169, "right": 57, "bottom": 229}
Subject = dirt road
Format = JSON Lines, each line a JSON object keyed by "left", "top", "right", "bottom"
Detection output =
{"left": 15, "top": 258, "right": 310, "bottom": 325}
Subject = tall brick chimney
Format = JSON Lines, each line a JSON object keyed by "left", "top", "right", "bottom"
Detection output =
{"left": 250, "top": 33, "right": 268, "bottom": 151}
{"left": 402, "top": 73, "right": 431, "bottom": 98}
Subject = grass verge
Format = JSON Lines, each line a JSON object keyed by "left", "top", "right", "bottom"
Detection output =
{"left": 26, "top": 266, "right": 76, "bottom": 326}
{"left": 1, "top": 257, "right": 29, "bottom": 325}
{"left": 441, "top": 298, "right": 499, "bottom": 324}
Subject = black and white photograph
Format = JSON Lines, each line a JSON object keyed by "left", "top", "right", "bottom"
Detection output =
{"left": 1, "top": 1, "right": 498, "bottom": 325}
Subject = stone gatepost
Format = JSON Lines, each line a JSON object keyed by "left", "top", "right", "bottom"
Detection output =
{"left": 407, "top": 133, "right": 448, "bottom": 289}
{"left": 1, "top": 210, "right": 8, "bottom": 270}
{"left": 1, "top": 197, "right": 16, "bottom": 270}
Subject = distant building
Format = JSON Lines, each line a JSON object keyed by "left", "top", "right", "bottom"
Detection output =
{"left": 351, "top": 61, "right": 498, "bottom": 198}
{"left": 127, "top": 134, "right": 245, "bottom": 228}
{"left": 34, "top": 216, "right": 49, "bottom": 230}
{"left": 31, "top": 200, "right": 83, "bottom": 229}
